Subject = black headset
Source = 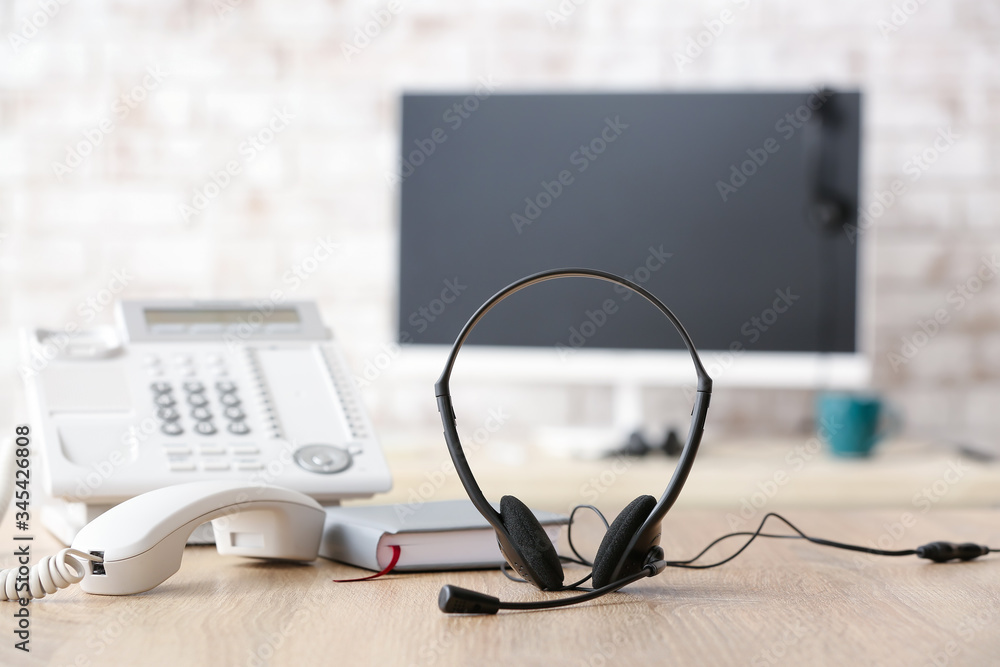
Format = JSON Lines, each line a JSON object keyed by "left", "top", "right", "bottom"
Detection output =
{"left": 434, "top": 268, "right": 713, "bottom": 613}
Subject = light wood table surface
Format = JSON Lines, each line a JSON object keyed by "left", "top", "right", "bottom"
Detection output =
{"left": 2, "top": 441, "right": 999, "bottom": 667}
{"left": 2, "top": 503, "right": 999, "bottom": 667}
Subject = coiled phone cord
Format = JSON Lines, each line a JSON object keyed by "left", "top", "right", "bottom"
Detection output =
{"left": 0, "top": 437, "right": 103, "bottom": 600}
{"left": 0, "top": 548, "right": 103, "bottom": 601}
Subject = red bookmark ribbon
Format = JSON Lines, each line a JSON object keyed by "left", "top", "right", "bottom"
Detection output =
{"left": 333, "top": 545, "right": 401, "bottom": 582}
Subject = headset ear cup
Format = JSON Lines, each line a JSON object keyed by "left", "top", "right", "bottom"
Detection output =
{"left": 591, "top": 495, "right": 657, "bottom": 588}
{"left": 500, "top": 495, "right": 564, "bottom": 590}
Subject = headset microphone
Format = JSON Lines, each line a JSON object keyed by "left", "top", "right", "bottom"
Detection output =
{"left": 439, "top": 549, "right": 668, "bottom": 614}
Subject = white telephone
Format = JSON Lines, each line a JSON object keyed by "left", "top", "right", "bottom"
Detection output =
{"left": 21, "top": 300, "right": 392, "bottom": 544}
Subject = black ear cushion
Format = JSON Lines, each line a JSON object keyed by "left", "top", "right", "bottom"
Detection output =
{"left": 591, "top": 495, "right": 657, "bottom": 588}
{"left": 500, "top": 495, "right": 564, "bottom": 590}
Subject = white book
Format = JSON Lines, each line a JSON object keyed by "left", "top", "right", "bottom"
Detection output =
{"left": 320, "top": 499, "right": 568, "bottom": 572}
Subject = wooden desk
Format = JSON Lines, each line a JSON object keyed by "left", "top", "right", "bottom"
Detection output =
{"left": 2, "top": 508, "right": 998, "bottom": 667}
{"left": 379, "top": 440, "right": 1000, "bottom": 511}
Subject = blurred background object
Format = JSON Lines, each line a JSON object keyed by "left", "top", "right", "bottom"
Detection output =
{"left": 1, "top": 0, "right": 998, "bottom": 458}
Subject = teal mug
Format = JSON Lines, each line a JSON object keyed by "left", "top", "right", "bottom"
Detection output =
{"left": 816, "top": 393, "right": 900, "bottom": 458}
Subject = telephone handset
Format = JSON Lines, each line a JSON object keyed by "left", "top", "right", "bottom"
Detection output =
{"left": 21, "top": 300, "right": 392, "bottom": 544}
{"left": 0, "top": 481, "right": 326, "bottom": 599}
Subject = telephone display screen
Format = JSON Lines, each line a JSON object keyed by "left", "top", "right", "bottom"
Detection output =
{"left": 144, "top": 309, "right": 301, "bottom": 326}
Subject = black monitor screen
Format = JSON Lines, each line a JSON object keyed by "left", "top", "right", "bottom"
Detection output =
{"left": 397, "top": 91, "right": 861, "bottom": 354}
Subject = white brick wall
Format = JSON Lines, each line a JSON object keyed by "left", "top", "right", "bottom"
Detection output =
{"left": 1, "top": 0, "right": 998, "bottom": 450}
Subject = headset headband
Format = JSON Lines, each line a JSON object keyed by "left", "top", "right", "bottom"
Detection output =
{"left": 435, "top": 268, "right": 712, "bottom": 574}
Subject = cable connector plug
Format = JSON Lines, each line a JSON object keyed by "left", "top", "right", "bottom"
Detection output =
{"left": 916, "top": 541, "right": 990, "bottom": 563}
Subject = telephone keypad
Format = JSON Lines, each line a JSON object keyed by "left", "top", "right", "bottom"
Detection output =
{"left": 154, "top": 393, "right": 176, "bottom": 407}
{"left": 216, "top": 383, "right": 248, "bottom": 434}
{"left": 163, "top": 442, "right": 265, "bottom": 473}
{"left": 194, "top": 421, "right": 217, "bottom": 436}
{"left": 187, "top": 393, "right": 209, "bottom": 407}
{"left": 161, "top": 422, "right": 183, "bottom": 436}
{"left": 227, "top": 421, "right": 250, "bottom": 436}
{"left": 151, "top": 353, "right": 263, "bottom": 472}
{"left": 157, "top": 407, "right": 180, "bottom": 422}
{"left": 191, "top": 406, "right": 212, "bottom": 421}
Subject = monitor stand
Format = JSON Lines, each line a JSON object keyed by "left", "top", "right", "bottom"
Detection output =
{"left": 534, "top": 381, "right": 658, "bottom": 459}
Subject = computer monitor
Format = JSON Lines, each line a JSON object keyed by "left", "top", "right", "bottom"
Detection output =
{"left": 394, "top": 91, "right": 867, "bottom": 434}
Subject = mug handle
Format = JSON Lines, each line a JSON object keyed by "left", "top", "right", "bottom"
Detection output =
{"left": 875, "top": 403, "right": 903, "bottom": 443}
